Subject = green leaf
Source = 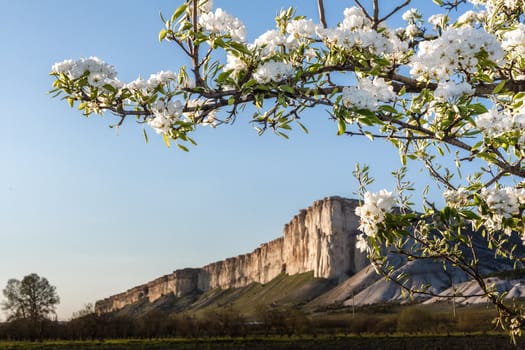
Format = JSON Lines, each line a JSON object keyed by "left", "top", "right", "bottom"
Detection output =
{"left": 280, "top": 85, "right": 294, "bottom": 94}
{"left": 177, "top": 143, "right": 189, "bottom": 152}
{"left": 337, "top": 119, "right": 346, "bottom": 135}
{"left": 380, "top": 105, "right": 398, "bottom": 114}
{"left": 143, "top": 129, "right": 149, "bottom": 144}
{"left": 171, "top": 3, "right": 188, "bottom": 23}
{"left": 277, "top": 132, "right": 289, "bottom": 139}
{"left": 493, "top": 80, "right": 505, "bottom": 94}
{"left": 297, "top": 121, "right": 309, "bottom": 134}
{"left": 400, "top": 152, "right": 407, "bottom": 166}
{"left": 459, "top": 210, "right": 479, "bottom": 220}
{"left": 162, "top": 134, "right": 171, "bottom": 148}
{"left": 159, "top": 29, "right": 168, "bottom": 42}
{"left": 469, "top": 103, "right": 488, "bottom": 114}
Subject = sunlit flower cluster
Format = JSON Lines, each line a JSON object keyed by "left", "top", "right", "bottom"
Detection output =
{"left": 125, "top": 70, "right": 177, "bottom": 94}
{"left": 342, "top": 77, "right": 395, "bottom": 111}
{"left": 185, "top": 98, "right": 217, "bottom": 128}
{"left": 428, "top": 13, "right": 447, "bottom": 29}
{"left": 199, "top": 8, "right": 246, "bottom": 42}
{"left": 480, "top": 186, "right": 525, "bottom": 235}
{"left": 286, "top": 18, "right": 318, "bottom": 38}
{"left": 456, "top": 10, "right": 484, "bottom": 26}
{"left": 410, "top": 27, "right": 505, "bottom": 81}
{"left": 502, "top": 23, "right": 525, "bottom": 58}
{"left": 253, "top": 60, "right": 294, "bottom": 83}
{"left": 402, "top": 8, "right": 421, "bottom": 23}
{"left": 475, "top": 109, "right": 525, "bottom": 146}
{"left": 355, "top": 190, "right": 395, "bottom": 252}
{"left": 341, "top": 7, "right": 371, "bottom": 30}
{"left": 147, "top": 99, "right": 184, "bottom": 135}
{"left": 252, "top": 30, "right": 287, "bottom": 58}
{"left": 434, "top": 81, "right": 474, "bottom": 100}
{"left": 318, "top": 7, "right": 409, "bottom": 59}
{"left": 51, "top": 57, "right": 121, "bottom": 89}
{"left": 443, "top": 187, "right": 470, "bottom": 208}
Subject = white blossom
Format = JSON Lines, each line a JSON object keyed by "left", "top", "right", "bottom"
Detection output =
{"left": 286, "top": 19, "right": 318, "bottom": 38}
{"left": 355, "top": 190, "right": 395, "bottom": 238}
{"left": 224, "top": 54, "right": 247, "bottom": 75}
{"left": 502, "top": 23, "right": 525, "bottom": 58}
{"left": 405, "top": 24, "right": 420, "bottom": 38}
{"left": 475, "top": 109, "right": 525, "bottom": 147}
{"left": 402, "top": 8, "right": 421, "bottom": 23}
{"left": 480, "top": 186, "right": 525, "bottom": 235}
{"left": 434, "top": 81, "right": 474, "bottom": 100}
{"left": 356, "top": 233, "right": 370, "bottom": 253}
{"left": 252, "top": 30, "right": 286, "bottom": 57}
{"left": 444, "top": 187, "right": 470, "bottom": 208}
{"left": 428, "top": 14, "right": 446, "bottom": 29}
{"left": 342, "top": 77, "right": 395, "bottom": 111}
{"left": 199, "top": 8, "right": 246, "bottom": 42}
{"left": 253, "top": 61, "right": 294, "bottom": 84}
{"left": 147, "top": 99, "right": 184, "bottom": 134}
{"left": 410, "top": 27, "right": 504, "bottom": 82}
{"left": 341, "top": 7, "right": 371, "bottom": 30}
{"left": 51, "top": 56, "right": 118, "bottom": 89}
{"left": 147, "top": 70, "right": 177, "bottom": 89}
{"left": 456, "top": 10, "right": 481, "bottom": 26}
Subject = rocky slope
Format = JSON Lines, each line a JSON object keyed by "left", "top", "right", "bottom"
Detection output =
{"left": 95, "top": 196, "right": 367, "bottom": 313}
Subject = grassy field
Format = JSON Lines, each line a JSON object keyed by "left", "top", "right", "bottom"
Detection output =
{"left": 0, "top": 335, "right": 523, "bottom": 350}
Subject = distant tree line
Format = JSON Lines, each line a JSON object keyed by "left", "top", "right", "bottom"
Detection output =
{"left": 0, "top": 273, "right": 501, "bottom": 341}
{"left": 0, "top": 302, "right": 500, "bottom": 341}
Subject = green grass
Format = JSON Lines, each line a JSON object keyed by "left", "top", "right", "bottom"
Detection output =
{"left": 1, "top": 334, "right": 522, "bottom": 350}
{"left": 189, "top": 272, "right": 332, "bottom": 317}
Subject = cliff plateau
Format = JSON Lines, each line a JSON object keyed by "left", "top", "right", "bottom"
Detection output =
{"left": 95, "top": 196, "right": 367, "bottom": 314}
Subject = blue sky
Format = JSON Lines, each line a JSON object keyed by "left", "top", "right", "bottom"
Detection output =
{"left": 1, "top": 1, "right": 445, "bottom": 320}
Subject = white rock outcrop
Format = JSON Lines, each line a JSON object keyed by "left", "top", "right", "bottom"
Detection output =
{"left": 95, "top": 196, "right": 366, "bottom": 313}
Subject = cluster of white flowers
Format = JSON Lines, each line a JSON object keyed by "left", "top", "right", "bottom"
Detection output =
{"left": 456, "top": 10, "right": 484, "bottom": 26}
{"left": 318, "top": 7, "right": 408, "bottom": 58}
{"left": 341, "top": 7, "right": 371, "bottom": 30}
{"left": 286, "top": 18, "right": 318, "bottom": 38}
{"left": 252, "top": 30, "right": 287, "bottom": 58}
{"left": 198, "top": 8, "right": 246, "bottom": 42}
{"left": 125, "top": 70, "right": 177, "bottom": 93}
{"left": 502, "top": 23, "right": 525, "bottom": 58}
{"left": 480, "top": 186, "right": 525, "bottom": 234}
{"left": 469, "top": 0, "right": 523, "bottom": 13}
{"left": 51, "top": 56, "right": 121, "bottom": 89}
{"left": 253, "top": 60, "right": 294, "bottom": 83}
{"left": 434, "top": 81, "right": 474, "bottom": 100}
{"left": 443, "top": 187, "right": 470, "bottom": 208}
{"left": 147, "top": 99, "right": 184, "bottom": 134}
{"left": 402, "top": 8, "right": 421, "bottom": 23}
{"left": 428, "top": 13, "right": 447, "bottom": 29}
{"left": 475, "top": 109, "right": 525, "bottom": 146}
{"left": 341, "top": 77, "right": 395, "bottom": 111}
{"left": 185, "top": 98, "right": 217, "bottom": 128}
{"left": 410, "top": 26, "right": 505, "bottom": 81}
{"left": 222, "top": 55, "right": 245, "bottom": 77}
{"left": 355, "top": 190, "right": 395, "bottom": 252}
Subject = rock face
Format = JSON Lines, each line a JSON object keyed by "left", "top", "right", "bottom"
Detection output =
{"left": 95, "top": 196, "right": 366, "bottom": 314}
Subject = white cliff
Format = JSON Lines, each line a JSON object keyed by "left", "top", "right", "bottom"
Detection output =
{"left": 95, "top": 196, "right": 365, "bottom": 313}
